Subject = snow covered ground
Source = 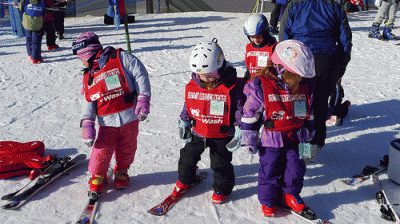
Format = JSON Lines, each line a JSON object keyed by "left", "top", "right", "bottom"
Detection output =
{"left": 1, "top": 9, "right": 400, "bottom": 224}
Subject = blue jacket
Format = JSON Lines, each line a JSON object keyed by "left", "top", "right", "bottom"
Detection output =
{"left": 279, "top": 0, "right": 352, "bottom": 63}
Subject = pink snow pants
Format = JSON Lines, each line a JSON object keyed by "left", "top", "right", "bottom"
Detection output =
{"left": 88, "top": 120, "right": 139, "bottom": 175}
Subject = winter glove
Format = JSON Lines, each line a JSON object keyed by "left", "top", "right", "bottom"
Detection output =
{"left": 300, "top": 143, "right": 321, "bottom": 164}
{"left": 244, "top": 145, "right": 259, "bottom": 155}
{"left": 81, "top": 118, "right": 96, "bottom": 147}
{"left": 226, "top": 126, "right": 242, "bottom": 152}
{"left": 179, "top": 118, "right": 192, "bottom": 143}
{"left": 135, "top": 94, "right": 150, "bottom": 121}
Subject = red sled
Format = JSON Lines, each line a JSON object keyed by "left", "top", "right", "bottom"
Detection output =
{"left": 0, "top": 141, "right": 54, "bottom": 179}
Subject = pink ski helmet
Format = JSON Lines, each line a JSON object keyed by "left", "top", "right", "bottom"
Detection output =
{"left": 271, "top": 40, "right": 316, "bottom": 78}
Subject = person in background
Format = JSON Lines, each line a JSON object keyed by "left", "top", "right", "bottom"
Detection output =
{"left": 369, "top": 0, "right": 399, "bottom": 40}
{"left": 73, "top": 31, "right": 151, "bottom": 193}
{"left": 269, "top": 0, "right": 287, "bottom": 34}
{"left": 279, "top": 0, "right": 352, "bottom": 149}
{"left": 19, "top": 0, "right": 45, "bottom": 64}
{"left": 243, "top": 13, "right": 277, "bottom": 82}
{"left": 53, "top": 0, "right": 67, "bottom": 40}
{"left": 42, "top": 0, "right": 58, "bottom": 50}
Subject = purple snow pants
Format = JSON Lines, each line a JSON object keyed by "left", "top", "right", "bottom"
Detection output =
{"left": 257, "top": 143, "right": 306, "bottom": 206}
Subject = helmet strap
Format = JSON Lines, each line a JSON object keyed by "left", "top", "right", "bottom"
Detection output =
{"left": 274, "top": 64, "right": 290, "bottom": 93}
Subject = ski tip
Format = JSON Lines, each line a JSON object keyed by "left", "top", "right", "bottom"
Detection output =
{"left": 147, "top": 208, "right": 166, "bottom": 216}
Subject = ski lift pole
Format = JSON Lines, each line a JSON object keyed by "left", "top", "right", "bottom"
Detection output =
{"left": 122, "top": 0, "right": 132, "bottom": 53}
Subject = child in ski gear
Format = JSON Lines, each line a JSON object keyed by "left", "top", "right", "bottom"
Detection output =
{"left": 243, "top": 14, "right": 278, "bottom": 82}
{"left": 174, "top": 39, "right": 246, "bottom": 204}
{"left": 241, "top": 40, "right": 316, "bottom": 217}
{"left": 369, "top": 0, "right": 399, "bottom": 40}
{"left": 73, "top": 31, "right": 151, "bottom": 192}
{"left": 19, "top": 0, "right": 46, "bottom": 63}
{"left": 279, "top": 0, "right": 352, "bottom": 147}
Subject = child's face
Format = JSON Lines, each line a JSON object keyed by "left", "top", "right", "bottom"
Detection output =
{"left": 282, "top": 70, "right": 302, "bottom": 93}
{"left": 250, "top": 34, "right": 264, "bottom": 46}
{"left": 198, "top": 73, "right": 217, "bottom": 83}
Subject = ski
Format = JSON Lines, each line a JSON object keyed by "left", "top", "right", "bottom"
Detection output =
{"left": 75, "top": 168, "right": 113, "bottom": 224}
{"left": 1, "top": 154, "right": 86, "bottom": 210}
{"left": 372, "top": 174, "right": 400, "bottom": 224}
{"left": 278, "top": 206, "right": 329, "bottom": 224}
{"left": 1, "top": 154, "right": 59, "bottom": 201}
{"left": 342, "top": 165, "right": 387, "bottom": 186}
{"left": 147, "top": 171, "right": 209, "bottom": 216}
{"left": 342, "top": 155, "right": 389, "bottom": 186}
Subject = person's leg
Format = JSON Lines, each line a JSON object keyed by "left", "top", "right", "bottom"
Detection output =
{"left": 178, "top": 135, "right": 206, "bottom": 184}
{"left": 311, "top": 54, "right": 341, "bottom": 147}
{"left": 208, "top": 137, "right": 235, "bottom": 196}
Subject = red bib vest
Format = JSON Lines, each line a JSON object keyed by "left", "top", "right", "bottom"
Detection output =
{"left": 245, "top": 42, "right": 277, "bottom": 79}
{"left": 260, "top": 76, "right": 311, "bottom": 132}
{"left": 185, "top": 79, "right": 236, "bottom": 138}
{"left": 83, "top": 49, "right": 134, "bottom": 116}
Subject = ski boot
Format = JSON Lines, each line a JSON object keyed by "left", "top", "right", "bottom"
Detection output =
{"left": 383, "top": 26, "right": 399, "bottom": 40}
{"left": 171, "top": 180, "right": 191, "bottom": 198}
{"left": 212, "top": 192, "right": 227, "bottom": 204}
{"left": 114, "top": 166, "right": 130, "bottom": 190}
{"left": 47, "top": 45, "right": 60, "bottom": 51}
{"left": 262, "top": 204, "right": 276, "bottom": 217}
{"left": 369, "top": 23, "right": 384, "bottom": 40}
{"left": 282, "top": 193, "right": 306, "bottom": 213}
{"left": 32, "top": 58, "right": 43, "bottom": 64}
{"left": 89, "top": 174, "right": 106, "bottom": 192}
{"left": 282, "top": 193, "right": 317, "bottom": 220}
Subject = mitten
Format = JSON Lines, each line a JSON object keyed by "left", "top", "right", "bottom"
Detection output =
{"left": 241, "top": 129, "right": 260, "bottom": 154}
{"left": 302, "top": 143, "right": 321, "bottom": 164}
{"left": 226, "top": 126, "right": 242, "bottom": 152}
{"left": 81, "top": 118, "right": 96, "bottom": 147}
{"left": 179, "top": 118, "right": 192, "bottom": 143}
{"left": 135, "top": 94, "right": 150, "bottom": 121}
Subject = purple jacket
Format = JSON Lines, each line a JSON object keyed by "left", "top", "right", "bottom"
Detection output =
{"left": 241, "top": 76, "right": 315, "bottom": 148}
{"left": 180, "top": 65, "right": 246, "bottom": 137}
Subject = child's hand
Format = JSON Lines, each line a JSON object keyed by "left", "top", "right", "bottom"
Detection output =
{"left": 81, "top": 119, "right": 96, "bottom": 147}
{"left": 226, "top": 126, "right": 242, "bottom": 152}
{"left": 135, "top": 94, "right": 150, "bottom": 121}
{"left": 179, "top": 118, "right": 192, "bottom": 143}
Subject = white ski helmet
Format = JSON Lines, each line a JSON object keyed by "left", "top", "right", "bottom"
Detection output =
{"left": 189, "top": 38, "right": 225, "bottom": 74}
{"left": 243, "top": 14, "right": 269, "bottom": 36}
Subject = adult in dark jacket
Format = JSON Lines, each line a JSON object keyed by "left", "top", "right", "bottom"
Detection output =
{"left": 279, "top": 0, "right": 352, "bottom": 148}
